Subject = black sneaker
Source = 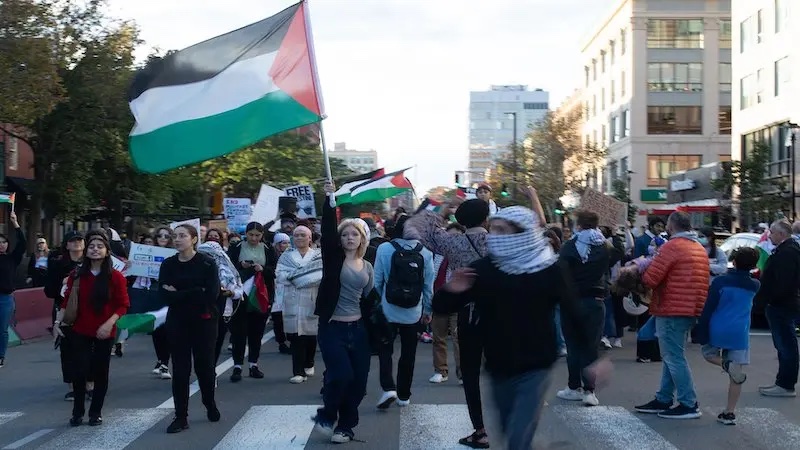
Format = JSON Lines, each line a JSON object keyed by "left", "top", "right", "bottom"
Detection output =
{"left": 717, "top": 411, "right": 736, "bottom": 425}
{"left": 249, "top": 366, "right": 264, "bottom": 379}
{"left": 634, "top": 399, "right": 672, "bottom": 414}
{"left": 278, "top": 343, "right": 291, "bottom": 354}
{"left": 69, "top": 416, "right": 83, "bottom": 427}
{"left": 64, "top": 391, "right": 75, "bottom": 402}
{"left": 657, "top": 403, "right": 702, "bottom": 419}
{"left": 166, "top": 418, "right": 189, "bottom": 434}
{"left": 0, "top": 357, "right": 5, "bottom": 368}
{"left": 230, "top": 367, "right": 243, "bottom": 383}
{"left": 207, "top": 404, "right": 221, "bottom": 422}
{"left": 88, "top": 416, "right": 103, "bottom": 426}
{"left": 114, "top": 343, "right": 123, "bottom": 357}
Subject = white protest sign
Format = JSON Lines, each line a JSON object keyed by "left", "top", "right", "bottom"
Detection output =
{"left": 126, "top": 243, "right": 178, "bottom": 279}
{"left": 111, "top": 256, "right": 127, "bottom": 274}
{"left": 460, "top": 187, "right": 477, "bottom": 199}
{"left": 170, "top": 218, "right": 201, "bottom": 234}
{"left": 284, "top": 184, "right": 317, "bottom": 219}
{"left": 223, "top": 198, "right": 252, "bottom": 234}
{"left": 250, "top": 184, "right": 284, "bottom": 227}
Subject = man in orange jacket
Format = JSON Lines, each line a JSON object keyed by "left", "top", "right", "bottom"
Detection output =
{"left": 634, "top": 212, "right": 709, "bottom": 420}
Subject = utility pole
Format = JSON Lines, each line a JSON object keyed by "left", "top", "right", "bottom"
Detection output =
{"left": 505, "top": 112, "right": 518, "bottom": 199}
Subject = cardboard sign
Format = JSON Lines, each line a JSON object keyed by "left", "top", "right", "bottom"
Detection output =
{"left": 283, "top": 184, "right": 317, "bottom": 219}
{"left": 126, "top": 243, "right": 178, "bottom": 279}
{"left": 223, "top": 198, "right": 252, "bottom": 234}
{"left": 580, "top": 188, "right": 627, "bottom": 228}
{"left": 207, "top": 219, "right": 228, "bottom": 233}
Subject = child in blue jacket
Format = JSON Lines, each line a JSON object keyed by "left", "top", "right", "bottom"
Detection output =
{"left": 695, "top": 247, "right": 760, "bottom": 426}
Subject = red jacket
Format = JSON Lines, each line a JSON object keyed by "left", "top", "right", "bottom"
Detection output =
{"left": 643, "top": 237, "right": 709, "bottom": 317}
{"left": 63, "top": 270, "right": 130, "bottom": 338}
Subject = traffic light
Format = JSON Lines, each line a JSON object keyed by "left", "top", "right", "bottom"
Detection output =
{"left": 454, "top": 173, "right": 461, "bottom": 186}
{"left": 500, "top": 184, "right": 509, "bottom": 197}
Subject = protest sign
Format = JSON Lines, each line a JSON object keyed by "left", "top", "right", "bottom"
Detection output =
{"left": 283, "top": 184, "right": 317, "bottom": 219}
{"left": 170, "top": 218, "right": 201, "bottom": 233}
{"left": 580, "top": 188, "right": 627, "bottom": 228}
{"left": 223, "top": 198, "right": 252, "bottom": 234}
{"left": 127, "top": 243, "right": 178, "bottom": 279}
{"left": 250, "top": 184, "right": 284, "bottom": 226}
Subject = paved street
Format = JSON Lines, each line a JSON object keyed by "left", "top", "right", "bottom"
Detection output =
{"left": 1, "top": 325, "right": 799, "bottom": 449}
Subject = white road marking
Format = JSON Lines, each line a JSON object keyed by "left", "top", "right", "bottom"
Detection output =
{"left": 213, "top": 405, "right": 319, "bottom": 449}
{"left": 36, "top": 409, "right": 171, "bottom": 450}
{"left": 551, "top": 405, "right": 679, "bottom": 449}
{"left": 2, "top": 429, "right": 54, "bottom": 449}
{"left": 704, "top": 407, "right": 800, "bottom": 449}
{"left": 156, "top": 330, "right": 274, "bottom": 409}
{"left": 0, "top": 413, "right": 22, "bottom": 427}
{"left": 399, "top": 404, "right": 473, "bottom": 450}
{"left": 749, "top": 332, "right": 773, "bottom": 336}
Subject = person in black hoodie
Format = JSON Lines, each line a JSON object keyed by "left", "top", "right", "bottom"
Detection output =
{"left": 757, "top": 220, "right": 800, "bottom": 397}
{"left": 0, "top": 212, "right": 26, "bottom": 368}
{"left": 362, "top": 218, "right": 388, "bottom": 266}
{"left": 434, "top": 206, "right": 610, "bottom": 449}
{"left": 556, "top": 210, "right": 623, "bottom": 407}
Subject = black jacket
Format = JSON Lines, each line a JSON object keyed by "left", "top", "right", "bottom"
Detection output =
{"left": 27, "top": 252, "right": 49, "bottom": 288}
{"left": 0, "top": 228, "right": 25, "bottom": 294}
{"left": 43, "top": 250, "right": 81, "bottom": 301}
{"left": 227, "top": 241, "right": 277, "bottom": 307}
{"left": 364, "top": 236, "right": 389, "bottom": 266}
{"left": 314, "top": 195, "right": 381, "bottom": 325}
{"left": 433, "top": 258, "right": 591, "bottom": 378}
{"left": 756, "top": 238, "right": 800, "bottom": 312}
{"left": 559, "top": 235, "right": 624, "bottom": 298}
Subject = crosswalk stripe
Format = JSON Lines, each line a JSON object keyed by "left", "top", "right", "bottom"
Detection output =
{"left": 705, "top": 407, "right": 800, "bottom": 449}
{"left": 551, "top": 405, "right": 679, "bottom": 450}
{"left": 0, "top": 414, "right": 22, "bottom": 428}
{"left": 399, "top": 404, "right": 472, "bottom": 450}
{"left": 35, "top": 408, "right": 171, "bottom": 450}
{"left": 2, "top": 429, "right": 54, "bottom": 449}
{"left": 213, "top": 405, "right": 319, "bottom": 449}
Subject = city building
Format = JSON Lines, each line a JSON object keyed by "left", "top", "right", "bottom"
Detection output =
{"left": 468, "top": 85, "right": 549, "bottom": 184}
{"left": 580, "top": 0, "right": 731, "bottom": 224}
{"left": 731, "top": 0, "right": 798, "bottom": 220}
{"left": 329, "top": 142, "right": 379, "bottom": 174}
{"left": 0, "top": 124, "right": 35, "bottom": 236}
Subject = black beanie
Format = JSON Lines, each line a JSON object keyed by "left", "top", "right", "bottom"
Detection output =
{"left": 393, "top": 215, "right": 409, "bottom": 239}
{"left": 455, "top": 199, "right": 489, "bottom": 228}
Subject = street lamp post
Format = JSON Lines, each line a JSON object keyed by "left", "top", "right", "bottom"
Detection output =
{"left": 505, "top": 112, "right": 518, "bottom": 199}
{"left": 785, "top": 122, "right": 799, "bottom": 220}
{"left": 626, "top": 170, "right": 634, "bottom": 222}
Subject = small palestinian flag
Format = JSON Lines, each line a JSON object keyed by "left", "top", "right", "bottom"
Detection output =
{"left": 116, "top": 307, "right": 168, "bottom": 340}
{"left": 0, "top": 192, "right": 15, "bottom": 205}
{"left": 756, "top": 230, "right": 775, "bottom": 272}
{"left": 336, "top": 168, "right": 413, "bottom": 205}
{"left": 417, "top": 198, "right": 443, "bottom": 214}
{"left": 334, "top": 168, "right": 385, "bottom": 204}
{"left": 127, "top": 1, "right": 323, "bottom": 173}
{"left": 242, "top": 275, "right": 270, "bottom": 313}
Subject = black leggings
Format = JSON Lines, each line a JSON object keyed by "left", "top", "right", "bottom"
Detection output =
{"left": 152, "top": 326, "right": 170, "bottom": 365}
{"left": 288, "top": 334, "right": 317, "bottom": 376}
{"left": 69, "top": 334, "right": 113, "bottom": 418}
{"left": 458, "top": 311, "right": 485, "bottom": 431}
{"left": 271, "top": 311, "right": 286, "bottom": 344}
{"left": 230, "top": 306, "right": 268, "bottom": 365}
{"left": 168, "top": 315, "right": 217, "bottom": 419}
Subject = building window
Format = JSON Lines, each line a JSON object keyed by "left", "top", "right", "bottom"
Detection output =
{"left": 609, "top": 41, "right": 616, "bottom": 65}
{"left": 757, "top": 9, "right": 763, "bottom": 43}
{"left": 592, "top": 59, "right": 597, "bottom": 80}
{"left": 647, "top": 19, "right": 705, "bottom": 48}
{"left": 647, "top": 106, "right": 702, "bottom": 135}
{"left": 756, "top": 69, "right": 765, "bottom": 103}
{"left": 740, "top": 74, "right": 756, "bottom": 109}
{"left": 601, "top": 88, "right": 606, "bottom": 110}
{"left": 584, "top": 101, "right": 590, "bottom": 119}
{"left": 621, "top": 109, "right": 630, "bottom": 138}
{"left": 610, "top": 80, "right": 615, "bottom": 104}
{"left": 719, "top": 154, "right": 732, "bottom": 162}
{"left": 719, "top": 20, "right": 732, "bottom": 49}
{"left": 719, "top": 63, "right": 731, "bottom": 92}
{"left": 647, "top": 155, "right": 703, "bottom": 186}
{"left": 592, "top": 95, "right": 596, "bottom": 116}
{"left": 621, "top": 71, "right": 626, "bottom": 96}
{"left": 719, "top": 106, "right": 732, "bottom": 135}
{"left": 8, "top": 137, "right": 18, "bottom": 171}
{"left": 740, "top": 16, "right": 754, "bottom": 52}
{"left": 585, "top": 134, "right": 591, "bottom": 146}
{"left": 610, "top": 116, "right": 619, "bottom": 143}
{"left": 775, "top": 56, "right": 790, "bottom": 96}
{"left": 523, "top": 102, "right": 547, "bottom": 109}
{"left": 601, "top": 50, "right": 607, "bottom": 73}
{"left": 592, "top": 130, "right": 598, "bottom": 145}
{"left": 647, "top": 63, "right": 703, "bottom": 92}
{"left": 620, "top": 157, "right": 629, "bottom": 177}
{"left": 584, "top": 66, "right": 590, "bottom": 87}
{"left": 601, "top": 124, "right": 607, "bottom": 146}
{"left": 776, "top": 0, "right": 788, "bottom": 33}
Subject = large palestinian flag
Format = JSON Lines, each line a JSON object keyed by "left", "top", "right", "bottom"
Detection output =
{"left": 337, "top": 168, "right": 413, "bottom": 205}
{"left": 127, "top": 1, "right": 323, "bottom": 173}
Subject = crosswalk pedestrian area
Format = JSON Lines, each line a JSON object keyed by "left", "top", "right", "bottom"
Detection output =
{"left": 0, "top": 404, "right": 799, "bottom": 449}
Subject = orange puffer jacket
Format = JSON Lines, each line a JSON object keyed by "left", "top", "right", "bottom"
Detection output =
{"left": 643, "top": 236, "right": 710, "bottom": 317}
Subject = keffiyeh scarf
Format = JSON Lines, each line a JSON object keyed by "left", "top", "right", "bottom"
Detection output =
{"left": 198, "top": 241, "right": 243, "bottom": 299}
{"left": 486, "top": 206, "right": 558, "bottom": 275}
{"left": 278, "top": 248, "right": 323, "bottom": 289}
{"left": 575, "top": 228, "right": 607, "bottom": 263}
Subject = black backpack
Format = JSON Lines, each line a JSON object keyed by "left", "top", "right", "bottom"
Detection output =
{"left": 385, "top": 241, "right": 425, "bottom": 308}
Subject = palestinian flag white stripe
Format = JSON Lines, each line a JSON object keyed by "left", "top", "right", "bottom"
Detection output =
{"left": 116, "top": 307, "right": 168, "bottom": 337}
{"left": 130, "top": 52, "right": 280, "bottom": 136}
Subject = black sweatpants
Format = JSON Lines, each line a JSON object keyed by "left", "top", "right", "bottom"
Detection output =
{"left": 378, "top": 323, "right": 419, "bottom": 401}
{"left": 168, "top": 315, "right": 218, "bottom": 419}
{"left": 69, "top": 333, "right": 113, "bottom": 418}
{"left": 152, "top": 326, "right": 170, "bottom": 365}
{"left": 214, "top": 316, "right": 230, "bottom": 365}
{"left": 288, "top": 333, "right": 317, "bottom": 376}
{"left": 458, "top": 310, "right": 485, "bottom": 431}
{"left": 230, "top": 306, "right": 268, "bottom": 366}
{"left": 271, "top": 311, "right": 287, "bottom": 345}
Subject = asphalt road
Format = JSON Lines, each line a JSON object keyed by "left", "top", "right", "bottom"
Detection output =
{"left": 1, "top": 326, "right": 799, "bottom": 450}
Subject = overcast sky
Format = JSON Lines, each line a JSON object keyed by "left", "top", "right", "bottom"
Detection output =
{"left": 109, "top": 0, "right": 611, "bottom": 193}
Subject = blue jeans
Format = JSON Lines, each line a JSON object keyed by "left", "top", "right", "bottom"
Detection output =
{"left": 765, "top": 305, "right": 800, "bottom": 390}
{"left": 317, "top": 320, "right": 371, "bottom": 434}
{"left": 654, "top": 317, "right": 698, "bottom": 407}
{"left": 554, "top": 305, "right": 565, "bottom": 350}
{"left": 603, "top": 296, "right": 616, "bottom": 337}
{"left": 0, "top": 294, "right": 14, "bottom": 358}
{"left": 491, "top": 369, "right": 552, "bottom": 450}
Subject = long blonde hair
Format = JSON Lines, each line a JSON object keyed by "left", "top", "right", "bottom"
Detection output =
{"left": 337, "top": 219, "right": 368, "bottom": 258}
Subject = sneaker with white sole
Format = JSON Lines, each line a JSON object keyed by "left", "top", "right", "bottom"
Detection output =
{"left": 582, "top": 391, "right": 600, "bottom": 406}
{"left": 305, "top": 367, "right": 315, "bottom": 377}
{"left": 600, "top": 337, "right": 612, "bottom": 349}
{"left": 331, "top": 431, "right": 353, "bottom": 443}
{"left": 429, "top": 373, "right": 448, "bottom": 383}
{"left": 377, "top": 390, "right": 397, "bottom": 409}
{"left": 657, "top": 403, "right": 702, "bottom": 419}
{"left": 152, "top": 362, "right": 162, "bottom": 375}
{"left": 312, "top": 410, "right": 334, "bottom": 437}
{"left": 289, "top": 375, "right": 307, "bottom": 384}
{"left": 556, "top": 387, "right": 584, "bottom": 401}
{"left": 612, "top": 338, "right": 623, "bottom": 348}
{"left": 158, "top": 365, "right": 172, "bottom": 380}
{"left": 396, "top": 398, "right": 410, "bottom": 407}
{"left": 759, "top": 385, "right": 796, "bottom": 397}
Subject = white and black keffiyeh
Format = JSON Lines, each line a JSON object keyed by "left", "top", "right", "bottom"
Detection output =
{"left": 486, "top": 206, "right": 557, "bottom": 275}
{"left": 198, "top": 241, "right": 243, "bottom": 299}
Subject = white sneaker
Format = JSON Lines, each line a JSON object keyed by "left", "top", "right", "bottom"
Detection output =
{"left": 612, "top": 338, "right": 623, "bottom": 348}
{"left": 429, "top": 373, "right": 448, "bottom": 383}
{"left": 396, "top": 398, "right": 410, "bottom": 407}
{"left": 289, "top": 375, "right": 307, "bottom": 384}
{"left": 158, "top": 365, "right": 172, "bottom": 380}
{"left": 583, "top": 391, "right": 600, "bottom": 406}
{"left": 558, "top": 347, "right": 568, "bottom": 357}
{"left": 331, "top": 432, "right": 352, "bottom": 443}
{"left": 600, "top": 337, "right": 612, "bottom": 349}
{"left": 377, "top": 390, "right": 397, "bottom": 409}
{"left": 556, "top": 387, "right": 584, "bottom": 401}
{"left": 151, "top": 362, "right": 162, "bottom": 375}
{"left": 215, "top": 379, "right": 218, "bottom": 388}
{"left": 305, "top": 367, "right": 315, "bottom": 377}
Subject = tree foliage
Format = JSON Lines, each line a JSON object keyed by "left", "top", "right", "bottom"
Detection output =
{"left": 610, "top": 178, "right": 637, "bottom": 224}
{"left": 711, "top": 141, "right": 788, "bottom": 228}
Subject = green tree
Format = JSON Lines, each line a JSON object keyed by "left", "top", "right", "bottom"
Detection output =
{"left": 610, "top": 178, "right": 637, "bottom": 224}
{"left": 712, "top": 141, "right": 787, "bottom": 229}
